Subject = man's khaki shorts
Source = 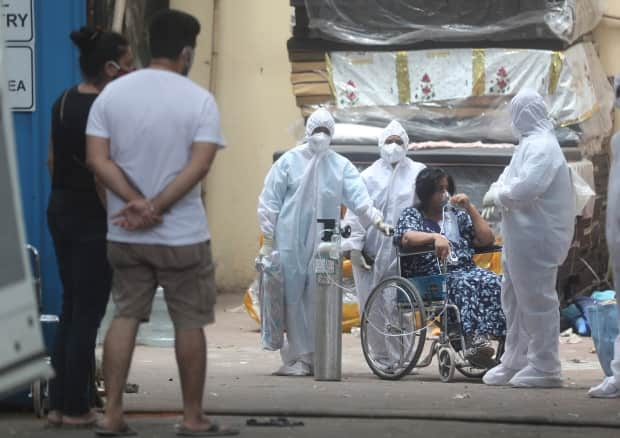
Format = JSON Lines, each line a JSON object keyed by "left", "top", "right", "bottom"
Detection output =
{"left": 107, "top": 241, "right": 216, "bottom": 329}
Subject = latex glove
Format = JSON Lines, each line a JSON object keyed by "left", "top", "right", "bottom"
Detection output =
{"left": 374, "top": 219, "right": 394, "bottom": 237}
{"left": 350, "top": 250, "right": 371, "bottom": 271}
{"left": 481, "top": 206, "right": 495, "bottom": 220}
{"left": 259, "top": 236, "right": 273, "bottom": 257}
{"left": 482, "top": 187, "right": 497, "bottom": 208}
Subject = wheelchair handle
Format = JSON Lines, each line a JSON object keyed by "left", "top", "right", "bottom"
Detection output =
{"left": 473, "top": 244, "right": 503, "bottom": 254}
{"left": 341, "top": 225, "right": 352, "bottom": 239}
{"left": 399, "top": 243, "right": 502, "bottom": 257}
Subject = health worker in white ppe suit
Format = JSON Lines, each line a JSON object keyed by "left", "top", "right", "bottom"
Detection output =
{"left": 341, "top": 121, "right": 425, "bottom": 365}
{"left": 482, "top": 89, "right": 575, "bottom": 388}
{"left": 257, "top": 108, "right": 392, "bottom": 376}
{"left": 588, "top": 76, "right": 620, "bottom": 398}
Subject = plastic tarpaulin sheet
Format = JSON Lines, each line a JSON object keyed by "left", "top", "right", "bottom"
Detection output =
{"left": 303, "top": 0, "right": 604, "bottom": 45}
{"left": 323, "top": 42, "right": 613, "bottom": 145}
{"left": 586, "top": 303, "right": 619, "bottom": 377}
{"left": 256, "top": 254, "right": 285, "bottom": 351}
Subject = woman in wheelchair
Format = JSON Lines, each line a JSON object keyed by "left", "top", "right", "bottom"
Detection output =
{"left": 393, "top": 167, "right": 506, "bottom": 367}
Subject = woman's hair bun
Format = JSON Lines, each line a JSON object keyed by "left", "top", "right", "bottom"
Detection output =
{"left": 70, "top": 26, "right": 100, "bottom": 52}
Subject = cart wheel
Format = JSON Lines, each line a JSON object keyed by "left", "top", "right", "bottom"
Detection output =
{"left": 31, "top": 380, "right": 45, "bottom": 418}
{"left": 438, "top": 347, "right": 456, "bottom": 383}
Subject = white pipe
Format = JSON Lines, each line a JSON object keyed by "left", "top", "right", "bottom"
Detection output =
{"left": 112, "top": 0, "right": 127, "bottom": 32}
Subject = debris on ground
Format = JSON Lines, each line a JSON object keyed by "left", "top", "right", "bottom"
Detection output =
{"left": 560, "top": 328, "right": 574, "bottom": 337}
{"left": 560, "top": 329, "right": 583, "bottom": 344}
{"left": 453, "top": 393, "right": 471, "bottom": 400}
{"left": 246, "top": 418, "right": 305, "bottom": 427}
{"left": 124, "top": 383, "right": 139, "bottom": 394}
{"left": 225, "top": 305, "right": 246, "bottom": 313}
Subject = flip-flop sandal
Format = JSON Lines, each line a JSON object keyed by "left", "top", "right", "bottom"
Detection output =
{"left": 175, "top": 422, "right": 239, "bottom": 437}
{"left": 94, "top": 424, "right": 138, "bottom": 436}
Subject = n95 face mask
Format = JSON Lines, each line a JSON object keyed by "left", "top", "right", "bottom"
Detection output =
{"left": 380, "top": 143, "right": 406, "bottom": 164}
{"left": 308, "top": 132, "right": 331, "bottom": 153}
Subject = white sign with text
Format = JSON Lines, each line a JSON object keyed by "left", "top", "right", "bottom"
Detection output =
{"left": 1, "top": 0, "right": 35, "bottom": 111}
{"left": 1, "top": 0, "right": 33, "bottom": 42}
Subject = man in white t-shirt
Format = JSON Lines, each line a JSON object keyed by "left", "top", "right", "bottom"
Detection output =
{"left": 86, "top": 9, "right": 237, "bottom": 437}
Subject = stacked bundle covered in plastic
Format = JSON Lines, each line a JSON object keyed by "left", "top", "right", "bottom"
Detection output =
{"left": 293, "top": 0, "right": 604, "bottom": 46}
{"left": 285, "top": 0, "right": 612, "bottom": 303}
{"left": 291, "top": 42, "right": 613, "bottom": 151}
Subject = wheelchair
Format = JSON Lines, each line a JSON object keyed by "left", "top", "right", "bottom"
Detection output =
{"left": 360, "top": 243, "right": 504, "bottom": 381}
{"left": 26, "top": 244, "right": 59, "bottom": 417}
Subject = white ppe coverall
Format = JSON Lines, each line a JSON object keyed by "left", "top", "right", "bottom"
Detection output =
{"left": 588, "top": 76, "right": 620, "bottom": 398}
{"left": 257, "top": 108, "right": 383, "bottom": 369}
{"left": 342, "top": 121, "right": 425, "bottom": 316}
{"left": 485, "top": 89, "right": 575, "bottom": 386}
{"left": 342, "top": 121, "right": 425, "bottom": 366}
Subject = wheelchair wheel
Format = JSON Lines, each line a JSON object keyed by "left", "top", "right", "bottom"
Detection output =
{"left": 361, "top": 276, "right": 427, "bottom": 380}
{"left": 438, "top": 347, "right": 456, "bottom": 382}
{"left": 456, "top": 363, "right": 487, "bottom": 379}
{"left": 31, "top": 380, "right": 45, "bottom": 418}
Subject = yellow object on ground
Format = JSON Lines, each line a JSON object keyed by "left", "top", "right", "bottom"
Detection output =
{"left": 244, "top": 289, "right": 260, "bottom": 325}
{"left": 244, "top": 288, "right": 361, "bottom": 333}
{"left": 473, "top": 252, "right": 502, "bottom": 274}
{"left": 473, "top": 240, "right": 503, "bottom": 274}
{"left": 247, "top": 242, "right": 501, "bottom": 334}
{"left": 342, "top": 258, "right": 353, "bottom": 279}
{"left": 244, "top": 259, "right": 361, "bottom": 332}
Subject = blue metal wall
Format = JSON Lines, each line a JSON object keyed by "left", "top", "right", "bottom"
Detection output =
{"left": 13, "top": 0, "right": 86, "bottom": 315}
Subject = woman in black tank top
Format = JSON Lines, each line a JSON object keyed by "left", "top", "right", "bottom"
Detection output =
{"left": 46, "top": 26, "right": 133, "bottom": 428}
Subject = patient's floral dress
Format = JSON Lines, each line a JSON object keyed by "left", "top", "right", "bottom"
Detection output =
{"left": 393, "top": 206, "right": 506, "bottom": 338}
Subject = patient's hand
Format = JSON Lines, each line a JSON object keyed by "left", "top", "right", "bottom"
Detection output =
{"left": 433, "top": 234, "right": 450, "bottom": 261}
{"left": 450, "top": 193, "right": 472, "bottom": 211}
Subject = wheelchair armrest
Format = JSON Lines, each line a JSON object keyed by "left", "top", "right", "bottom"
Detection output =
{"left": 398, "top": 243, "right": 436, "bottom": 257}
{"left": 473, "top": 244, "right": 503, "bottom": 255}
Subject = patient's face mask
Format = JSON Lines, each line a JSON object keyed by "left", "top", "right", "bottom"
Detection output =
{"left": 441, "top": 191, "right": 450, "bottom": 207}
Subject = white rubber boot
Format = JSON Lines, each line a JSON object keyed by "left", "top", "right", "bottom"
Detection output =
{"left": 509, "top": 365, "right": 562, "bottom": 388}
{"left": 482, "top": 363, "right": 520, "bottom": 386}
{"left": 588, "top": 376, "right": 620, "bottom": 398}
